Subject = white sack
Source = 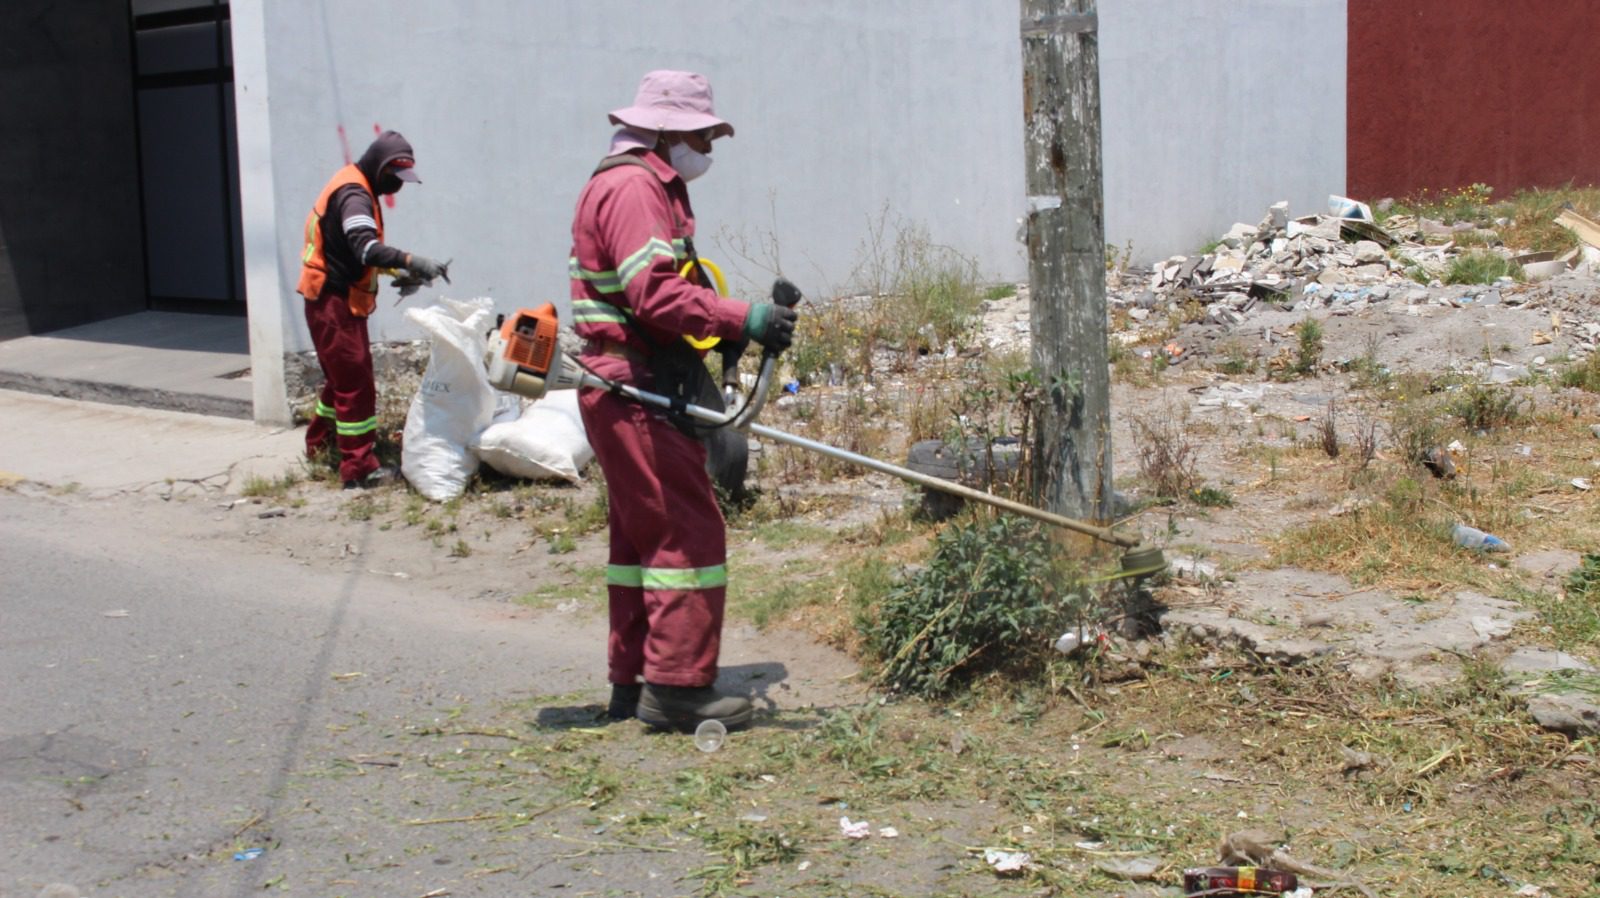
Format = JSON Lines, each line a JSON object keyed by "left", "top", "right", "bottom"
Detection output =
{"left": 401, "top": 298, "right": 497, "bottom": 501}
{"left": 471, "top": 389, "right": 593, "bottom": 484}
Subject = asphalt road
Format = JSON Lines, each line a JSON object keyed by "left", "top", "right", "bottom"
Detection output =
{"left": 0, "top": 491, "right": 616, "bottom": 898}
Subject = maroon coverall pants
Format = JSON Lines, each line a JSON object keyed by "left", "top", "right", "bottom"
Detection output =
{"left": 578, "top": 384, "right": 728, "bottom": 688}
{"left": 303, "top": 290, "right": 380, "bottom": 483}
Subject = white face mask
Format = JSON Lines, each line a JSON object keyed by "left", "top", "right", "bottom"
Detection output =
{"left": 668, "top": 141, "right": 713, "bottom": 182}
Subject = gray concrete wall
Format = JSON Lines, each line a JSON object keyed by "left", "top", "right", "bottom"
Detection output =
{"left": 0, "top": 0, "right": 147, "bottom": 339}
{"left": 241, "top": 1, "right": 1345, "bottom": 351}
{"left": 1100, "top": 0, "right": 1347, "bottom": 263}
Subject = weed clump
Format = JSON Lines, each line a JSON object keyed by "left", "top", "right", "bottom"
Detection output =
{"left": 1446, "top": 383, "right": 1527, "bottom": 430}
{"left": 862, "top": 515, "right": 1079, "bottom": 697}
{"left": 1559, "top": 352, "right": 1600, "bottom": 392}
{"left": 1443, "top": 251, "right": 1521, "bottom": 285}
{"left": 1131, "top": 408, "right": 1198, "bottom": 499}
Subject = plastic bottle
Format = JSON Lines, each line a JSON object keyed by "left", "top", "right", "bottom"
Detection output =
{"left": 1452, "top": 523, "right": 1509, "bottom": 553}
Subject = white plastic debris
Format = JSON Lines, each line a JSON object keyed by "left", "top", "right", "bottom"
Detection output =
{"left": 877, "top": 826, "right": 899, "bottom": 838}
{"left": 983, "top": 848, "right": 1033, "bottom": 874}
{"left": 839, "top": 817, "right": 871, "bottom": 839}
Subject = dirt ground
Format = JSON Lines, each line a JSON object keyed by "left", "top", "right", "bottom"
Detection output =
{"left": 31, "top": 253, "right": 1600, "bottom": 895}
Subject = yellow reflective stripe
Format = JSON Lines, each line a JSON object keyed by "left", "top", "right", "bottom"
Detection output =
{"left": 572, "top": 299, "right": 630, "bottom": 325}
{"left": 335, "top": 416, "right": 377, "bottom": 436}
{"left": 641, "top": 565, "right": 727, "bottom": 590}
{"left": 617, "top": 238, "right": 676, "bottom": 290}
{"left": 315, "top": 400, "right": 336, "bottom": 419}
{"left": 606, "top": 564, "right": 643, "bottom": 588}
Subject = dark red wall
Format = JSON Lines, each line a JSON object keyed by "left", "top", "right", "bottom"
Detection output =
{"left": 1348, "top": 0, "right": 1600, "bottom": 200}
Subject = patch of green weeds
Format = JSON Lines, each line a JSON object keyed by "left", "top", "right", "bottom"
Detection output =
{"left": 1215, "top": 339, "right": 1257, "bottom": 376}
{"left": 347, "top": 495, "right": 381, "bottom": 521}
{"left": 861, "top": 515, "right": 1083, "bottom": 697}
{"left": 1560, "top": 352, "right": 1600, "bottom": 392}
{"left": 1191, "top": 486, "right": 1234, "bottom": 508}
{"left": 1294, "top": 316, "right": 1323, "bottom": 377}
{"left": 1445, "top": 251, "right": 1522, "bottom": 285}
{"left": 1446, "top": 383, "right": 1527, "bottom": 430}
{"left": 984, "top": 282, "right": 1017, "bottom": 300}
{"left": 241, "top": 472, "right": 298, "bottom": 499}
{"left": 450, "top": 539, "right": 472, "bottom": 558}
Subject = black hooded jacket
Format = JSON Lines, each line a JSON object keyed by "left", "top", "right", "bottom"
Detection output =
{"left": 318, "top": 130, "right": 415, "bottom": 295}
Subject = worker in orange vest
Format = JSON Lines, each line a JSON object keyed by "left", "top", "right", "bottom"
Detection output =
{"left": 297, "top": 130, "right": 447, "bottom": 488}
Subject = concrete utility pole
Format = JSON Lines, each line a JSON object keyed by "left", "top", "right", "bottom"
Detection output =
{"left": 1020, "top": 0, "right": 1111, "bottom": 524}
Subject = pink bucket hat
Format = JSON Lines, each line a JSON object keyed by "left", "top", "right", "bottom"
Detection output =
{"left": 608, "top": 70, "right": 734, "bottom": 138}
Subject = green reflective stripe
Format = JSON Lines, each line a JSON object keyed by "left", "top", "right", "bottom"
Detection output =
{"left": 315, "top": 400, "right": 336, "bottom": 419}
{"left": 572, "top": 299, "right": 630, "bottom": 325}
{"left": 569, "top": 257, "right": 623, "bottom": 294}
{"left": 606, "top": 564, "right": 727, "bottom": 590}
{"left": 617, "top": 238, "right": 676, "bottom": 290}
{"left": 606, "top": 564, "right": 643, "bottom": 588}
{"left": 335, "top": 416, "right": 378, "bottom": 436}
{"left": 641, "top": 565, "right": 728, "bottom": 590}
{"left": 671, "top": 237, "right": 687, "bottom": 260}
{"left": 301, "top": 215, "right": 318, "bottom": 263}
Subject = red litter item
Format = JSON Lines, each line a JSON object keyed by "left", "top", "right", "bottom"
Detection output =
{"left": 1183, "top": 866, "right": 1298, "bottom": 896}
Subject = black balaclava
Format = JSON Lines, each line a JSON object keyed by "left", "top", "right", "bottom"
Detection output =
{"left": 357, "top": 130, "right": 416, "bottom": 196}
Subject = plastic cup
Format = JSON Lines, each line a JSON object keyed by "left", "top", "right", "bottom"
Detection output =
{"left": 693, "top": 719, "right": 727, "bottom": 752}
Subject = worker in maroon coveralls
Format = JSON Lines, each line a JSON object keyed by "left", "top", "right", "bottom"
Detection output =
{"left": 569, "top": 71, "right": 798, "bottom": 731}
{"left": 296, "top": 131, "right": 449, "bottom": 488}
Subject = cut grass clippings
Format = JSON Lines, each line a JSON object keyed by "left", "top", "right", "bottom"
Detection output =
{"left": 387, "top": 651, "right": 1600, "bottom": 898}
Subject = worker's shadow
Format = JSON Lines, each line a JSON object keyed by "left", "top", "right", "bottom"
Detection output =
{"left": 531, "top": 662, "right": 806, "bottom": 730}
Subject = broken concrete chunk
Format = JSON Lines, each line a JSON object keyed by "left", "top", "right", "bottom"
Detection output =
{"left": 1353, "top": 240, "right": 1387, "bottom": 264}
{"left": 1502, "top": 647, "right": 1596, "bottom": 676}
{"left": 1221, "top": 222, "right": 1259, "bottom": 249}
{"left": 1526, "top": 693, "right": 1600, "bottom": 737}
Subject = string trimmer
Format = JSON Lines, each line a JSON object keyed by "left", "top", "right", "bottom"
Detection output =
{"left": 484, "top": 279, "right": 1165, "bottom": 580}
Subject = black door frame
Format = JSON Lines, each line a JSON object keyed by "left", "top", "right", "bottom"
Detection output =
{"left": 127, "top": 0, "right": 245, "bottom": 316}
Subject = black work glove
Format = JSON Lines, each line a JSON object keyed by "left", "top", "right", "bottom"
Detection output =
{"left": 406, "top": 254, "right": 451, "bottom": 283}
{"left": 741, "top": 303, "right": 798, "bottom": 352}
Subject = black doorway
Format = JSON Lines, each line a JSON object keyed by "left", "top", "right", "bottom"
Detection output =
{"left": 129, "top": 0, "right": 244, "bottom": 315}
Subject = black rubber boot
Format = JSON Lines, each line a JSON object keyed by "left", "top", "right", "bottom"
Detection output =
{"left": 637, "top": 683, "right": 753, "bottom": 732}
{"left": 607, "top": 683, "right": 642, "bottom": 721}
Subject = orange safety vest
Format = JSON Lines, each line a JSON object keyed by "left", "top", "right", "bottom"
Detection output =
{"left": 297, "top": 164, "right": 384, "bottom": 317}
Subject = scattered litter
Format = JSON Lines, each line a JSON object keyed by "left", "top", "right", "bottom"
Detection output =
{"left": 233, "top": 847, "right": 264, "bottom": 861}
{"left": 257, "top": 507, "right": 287, "bottom": 519}
{"left": 1074, "top": 840, "right": 1105, "bottom": 851}
{"left": 1184, "top": 865, "right": 1297, "bottom": 895}
{"left": 1516, "top": 884, "right": 1551, "bottom": 897}
{"left": 782, "top": 381, "right": 800, "bottom": 394}
{"left": 1052, "top": 626, "right": 1105, "bottom": 656}
{"left": 101, "top": 610, "right": 130, "bottom": 618}
{"left": 839, "top": 817, "right": 871, "bottom": 839}
{"left": 1471, "top": 615, "right": 1515, "bottom": 640}
{"left": 694, "top": 719, "right": 727, "bottom": 753}
{"left": 796, "top": 860, "right": 811, "bottom": 872}
{"left": 877, "top": 826, "right": 899, "bottom": 838}
{"left": 331, "top": 672, "right": 365, "bottom": 681}
{"left": 1573, "top": 478, "right": 1592, "bottom": 491}
{"left": 1452, "top": 523, "right": 1509, "bottom": 553}
{"left": 1096, "top": 855, "right": 1161, "bottom": 881}
{"left": 738, "top": 813, "right": 768, "bottom": 823}
{"left": 1329, "top": 194, "right": 1373, "bottom": 222}
{"left": 1195, "top": 383, "right": 1268, "bottom": 410}
{"left": 982, "top": 848, "right": 1033, "bottom": 874}
{"left": 367, "top": 569, "right": 410, "bottom": 579}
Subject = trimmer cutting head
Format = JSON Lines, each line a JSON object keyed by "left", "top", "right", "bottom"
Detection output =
{"left": 1117, "top": 545, "right": 1168, "bottom": 582}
